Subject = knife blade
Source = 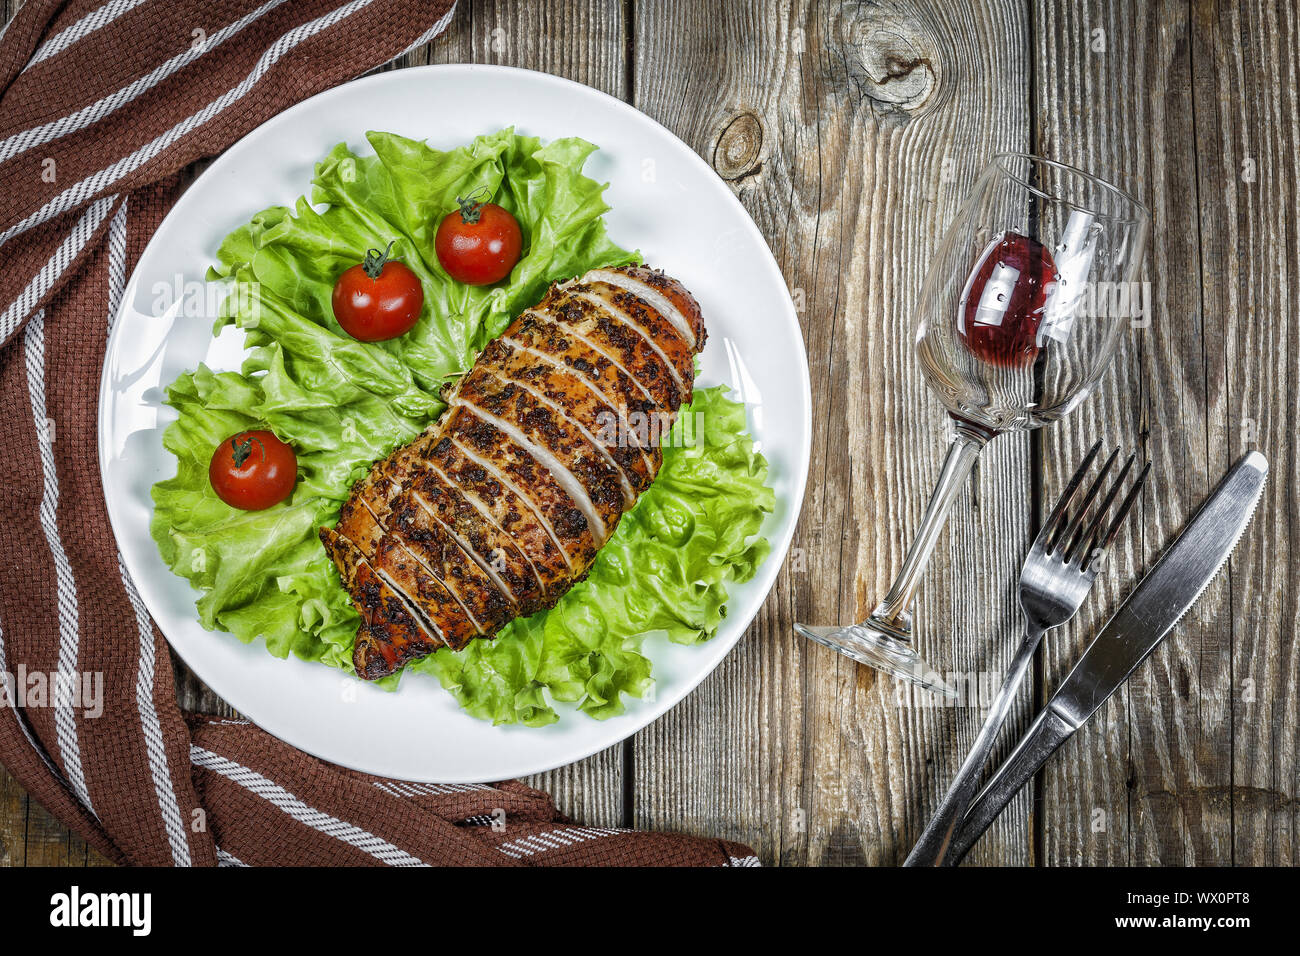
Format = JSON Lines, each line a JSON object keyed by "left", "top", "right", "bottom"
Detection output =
{"left": 945, "top": 450, "right": 1268, "bottom": 864}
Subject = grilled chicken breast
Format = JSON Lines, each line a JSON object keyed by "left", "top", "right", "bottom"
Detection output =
{"left": 321, "top": 265, "right": 707, "bottom": 680}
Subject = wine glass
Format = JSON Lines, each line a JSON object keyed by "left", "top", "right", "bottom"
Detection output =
{"left": 795, "top": 154, "right": 1150, "bottom": 697}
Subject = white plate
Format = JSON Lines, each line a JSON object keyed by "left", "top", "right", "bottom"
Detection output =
{"left": 99, "top": 65, "right": 810, "bottom": 782}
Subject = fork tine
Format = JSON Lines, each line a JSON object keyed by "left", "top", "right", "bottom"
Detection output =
{"left": 1037, "top": 439, "right": 1103, "bottom": 551}
{"left": 1066, "top": 451, "right": 1135, "bottom": 565}
{"left": 1056, "top": 447, "right": 1121, "bottom": 555}
{"left": 1086, "top": 459, "right": 1151, "bottom": 571}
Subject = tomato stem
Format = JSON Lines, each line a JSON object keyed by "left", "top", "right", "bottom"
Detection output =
{"left": 231, "top": 433, "right": 266, "bottom": 468}
{"left": 455, "top": 188, "right": 490, "bottom": 225}
{"left": 361, "top": 240, "right": 396, "bottom": 279}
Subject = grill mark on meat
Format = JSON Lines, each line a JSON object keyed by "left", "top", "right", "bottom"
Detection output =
{"left": 371, "top": 447, "right": 548, "bottom": 598}
{"left": 447, "top": 409, "right": 597, "bottom": 560}
{"left": 577, "top": 267, "right": 699, "bottom": 347}
{"left": 336, "top": 493, "right": 385, "bottom": 555}
{"left": 374, "top": 559, "right": 454, "bottom": 643}
{"left": 320, "top": 528, "right": 445, "bottom": 676}
{"left": 341, "top": 477, "right": 491, "bottom": 640}
{"left": 364, "top": 441, "right": 545, "bottom": 609}
{"left": 383, "top": 491, "right": 514, "bottom": 630}
{"left": 452, "top": 372, "right": 625, "bottom": 516}
{"left": 425, "top": 435, "right": 573, "bottom": 583}
{"left": 478, "top": 364, "right": 638, "bottom": 506}
{"left": 450, "top": 396, "right": 611, "bottom": 546}
{"left": 537, "top": 292, "right": 680, "bottom": 411}
{"left": 375, "top": 560, "right": 480, "bottom": 651}
{"left": 512, "top": 318, "right": 640, "bottom": 402}
{"left": 425, "top": 459, "right": 549, "bottom": 598}
{"left": 498, "top": 335, "right": 661, "bottom": 464}
{"left": 443, "top": 435, "right": 578, "bottom": 574}
{"left": 406, "top": 485, "right": 522, "bottom": 608}
{"left": 519, "top": 308, "right": 664, "bottom": 409}
{"left": 568, "top": 287, "right": 690, "bottom": 398}
{"left": 487, "top": 338, "right": 657, "bottom": 491}
{"left": 344, "top": 491, "right": 485, "bottom": 639}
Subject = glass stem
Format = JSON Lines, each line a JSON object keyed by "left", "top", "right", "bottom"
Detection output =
{"left": 868, "top": 418, "right": 994, "bottom": 640}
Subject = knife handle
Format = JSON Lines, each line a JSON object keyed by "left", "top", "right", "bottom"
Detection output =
{"left": 946, "top": 705, "right": 1077, "bottom": 864}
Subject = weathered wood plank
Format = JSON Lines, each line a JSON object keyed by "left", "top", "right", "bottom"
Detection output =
{"left": 1032, "top": 0, "right": 1190, "bottom": 866}
{"left": 1032, "top": 0, "right": 1237, "bottom": 866}
{"left": 0, "top": 763, "right": 22, "bottom": 866}
{"left": 631, "top": 0, "right": 1035, "bottom": 865}
{"left": 1191, "top": 0, "right": 1300, "bottom": 866}
{"left": 0, "top": 763, "right": 110, "bottom": 866}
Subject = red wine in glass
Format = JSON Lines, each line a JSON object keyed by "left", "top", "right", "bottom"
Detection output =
{"left": 956, "top": 231, "right": 1058, "bottom": 368}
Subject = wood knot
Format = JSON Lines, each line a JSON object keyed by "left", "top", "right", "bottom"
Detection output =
{"left": 841, "top": 12, "right": 943, "bottom": 120}
{"left": 713, "top": 111, "right": 764, "bottom": 182}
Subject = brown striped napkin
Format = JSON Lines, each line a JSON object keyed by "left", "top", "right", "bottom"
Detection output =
{"left": 0, "top": 0, "right": 758, "bottom": 867}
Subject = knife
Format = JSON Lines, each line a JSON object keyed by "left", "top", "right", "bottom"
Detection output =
{"left": 944, "top": 450, "right": 1268, "bottom": 864}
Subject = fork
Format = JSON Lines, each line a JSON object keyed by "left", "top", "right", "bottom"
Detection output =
{"left": 904, "top": 439, "right": 1150, "bottom": 867}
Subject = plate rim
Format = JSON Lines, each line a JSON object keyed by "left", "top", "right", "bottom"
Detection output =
{"left": 98, "top": 63, "right": 812, "bottom": 781}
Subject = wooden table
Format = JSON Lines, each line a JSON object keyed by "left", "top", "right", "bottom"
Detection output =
{"left": 2, "top": 0, "right": 1297, "bottom": 867}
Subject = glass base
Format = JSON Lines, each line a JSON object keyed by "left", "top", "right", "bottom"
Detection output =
{"left": 795, "top": 620, "right": 957, "bottom": 698}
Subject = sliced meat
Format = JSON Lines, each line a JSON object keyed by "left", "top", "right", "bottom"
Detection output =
{"left": 566, "top": 281, "right": 695, "bottom": 399}
{"left": 521, "top": 291, "right": 681, "bottom": 412}
{"left": 370, "top": 535, "right": 480, "bottom": 648}
{"left": 426, "top": 434, "right": 573, "bottom": 582}
{"left": 330, "top": 475, "right": 482, "bottom": 652}
{"left": 367, "top": 432, "right": 546, "bottom": 606}
{"left": 381, "top": 489, "right": 515, "bottom": 632}
{"left": 478, "top": 337, "right": 657, "bottom": 494}
{"left": 578, "top": 265, "right": 704, "bottom": 348}
{"left": 449, "top": 370, "right": 627, "bottom": 534}
{"left": 320, "top": 528, "right": 444, "bottom": 679}
{"left": 399, "top": 472, "right": 543, "bottom": 609}
{"left": 443, "top": 406, "right": 600, "bottom": 567}
{"left": 322, "top": 264, "right": 708, "bottom": 679}
{"left": 501, "top": 323, "right": 668, "bottom": 437}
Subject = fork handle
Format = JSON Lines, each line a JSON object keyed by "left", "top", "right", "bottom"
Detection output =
{"left": 903, "top": 624, "right": 1044, "bottom": 867}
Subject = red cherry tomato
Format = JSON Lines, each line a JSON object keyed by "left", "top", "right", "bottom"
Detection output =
{"left": 331, "top": 242, "right": 424, "bottom": 341}
{"left": 434, "top": 197, "right": 522, "bottom": 286}
{"left": 209, "top": 430, "right": 297, "bottom": 511}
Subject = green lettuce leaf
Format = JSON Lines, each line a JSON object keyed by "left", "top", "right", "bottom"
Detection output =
{"left": 151, "top": 128, "right": 772, "bottom": 723}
